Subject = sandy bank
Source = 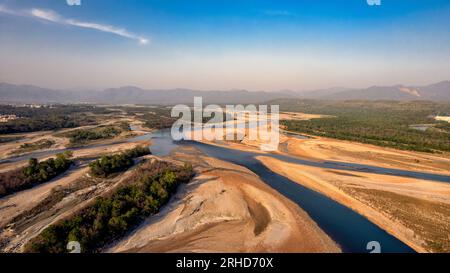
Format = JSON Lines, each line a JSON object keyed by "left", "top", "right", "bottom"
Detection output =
{"left": 0, "top": 156, "right": 153, "bottom": 253}
{"left": 257, "top": 156, "right": 450, "bottom": 253}
{"left": 194, "top": 117, "right": 450, "bottom": 176}
{"left": 108, "top": 148, "right": 340, "bottom": 253}
{"left": 281, "top": 136, "right": 450, "bottom": 176}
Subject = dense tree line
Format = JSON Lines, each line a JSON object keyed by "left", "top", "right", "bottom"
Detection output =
{"left": 0, "top": 105, "right": 109, "bottom": 118}
{"left": 276, "top": 100, "right": 450, "bottom": 153}
{"left": 0, "top": 105, "right": 108, "bottom": 134}
{"left": 143, "top": 112, "right": 178, "bottom": 129}
{"left": 118, "top": 106, "right": 230, "bottom": 129}
{"left": 62, "top": 123, "right": 130, "bottom": 145}
{"left": 140, "top": 109, "right": 231, "bottom": 129}
{"left": 117, "top": 106, "right": 177, "bottom": 129}
{"left": 24, "top": 160, "right": 194, "bottom": 253}
{"left": 0, "top": 115, "right": 93, "bottom": 134}
{"left": 65, "top": 127, "right": 120, "bottom": 144}
{"left": 89, "top": 146, "right": 151, "bottom": 177}
{"left": 0, "top": 151, "right": 73, "bottom": 197}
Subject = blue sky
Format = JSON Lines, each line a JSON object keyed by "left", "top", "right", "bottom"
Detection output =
{"left": 1, "top": 0, "right": 450, "bottom": 90}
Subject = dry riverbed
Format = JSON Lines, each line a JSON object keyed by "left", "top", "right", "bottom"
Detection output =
{"left": 281, "top": 136, "right": 450, "bottom": 176}
{"left": 0, "top": 152, "right": 153, "bottom": 253}
{"left": 257, "top": 156, "right": 450, "bottom": 253}
{"left": 108, "top": 147, "right": 340, "bottom": 253}
{"left": 193, "top": 122, "right": 450, "bottom": 253}
{"left": 0, "top": 136, "right": 339, "bottom": 253}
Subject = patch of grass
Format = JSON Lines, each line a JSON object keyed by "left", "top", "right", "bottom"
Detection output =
{"left": 11, "top": 139, "right": 55, "bottom": 154}
{"left": 59, "top": 123, "right": 130, "bottom": 146}
{"left": 343, "top": 187, "right": 450, "bottom": 253}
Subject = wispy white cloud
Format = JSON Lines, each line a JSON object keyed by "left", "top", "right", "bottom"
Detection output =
{"left": 65, "top": 19, "right": 149, "bottom": 45}
{"left": 30, "top": 8, "right": 60, "bottom": 22}
{"left": 0, "top": 4, "right": 20, "bottom": 16}
{"left": 0, "top": 5, "right": 149, "bottom": 45}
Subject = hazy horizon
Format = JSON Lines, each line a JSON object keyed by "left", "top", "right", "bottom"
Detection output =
{"left": 1, "top": 0, "right": 450, "bottom": 91}
{"left": 1, "top": 79, "right": 450, "bottom": 93}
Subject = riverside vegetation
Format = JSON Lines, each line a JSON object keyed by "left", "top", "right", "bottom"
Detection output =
{"left": 11, "top": 139, "right": 55, "bottom": 154}
{"left": 59, "top": 122, "right": 131, "bottom": 146}
{"left": 89, "top": 146, "right": 151, "bottom": 177}
{"left": 0, "top": 151, "right": 73, "bottom": 197}
{"left": 0, "top": 105, "right": 109, "bottom": 134}
{"left": 276, "top": 100, "right": 450, "bottom": 153}
{"left": 24, "top": 160, "right": 194, "bottom": 253}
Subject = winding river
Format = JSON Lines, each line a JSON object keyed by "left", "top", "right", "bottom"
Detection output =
{"left": 128, "top": 129, "right": 421, "bottom": 253}
{"left": 5, "top": 127, "right": 450, "bottom": 252}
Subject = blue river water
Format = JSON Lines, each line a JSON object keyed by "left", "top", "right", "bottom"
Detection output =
{"left": 128, "top": 129, "right": 419, "bottom": 253}
{"left": 4, "top": 127, "right": 449, "bottom": 253}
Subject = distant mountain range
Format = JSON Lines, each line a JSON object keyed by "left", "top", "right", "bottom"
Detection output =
{"left": 323, "top": 81, "right": 450, "bottom": 101}
{"left": 0, "top": 81, "right": 449, "bottom": 104}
